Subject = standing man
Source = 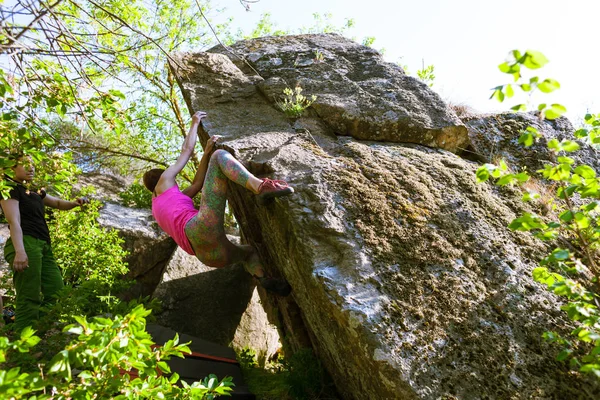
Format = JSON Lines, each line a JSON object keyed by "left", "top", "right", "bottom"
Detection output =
{"left": 1, "top": 155, "right": 88, "bottom": 332}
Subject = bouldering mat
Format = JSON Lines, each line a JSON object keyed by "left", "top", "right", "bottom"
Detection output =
{"left": 147, "top": 323, "right": 255, "bottom": 399}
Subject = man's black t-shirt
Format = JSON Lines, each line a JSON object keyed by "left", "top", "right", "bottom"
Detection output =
{"left": 7, "top": 184, "right": 51, "bottom": 243}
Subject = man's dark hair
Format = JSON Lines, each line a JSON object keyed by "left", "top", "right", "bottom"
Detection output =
{"left": 9, "top": 152, "right": 24, "bottom": 161}
{"left": 143, "top": 168, "right": 165, "bottom": 192}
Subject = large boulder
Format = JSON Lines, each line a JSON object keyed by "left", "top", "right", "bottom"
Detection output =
{"left": 154, "top": 243, "right": 281, "bottom": 363}
{"left": 169, "top": 34, "right": 599, "bottom": 399}
{"left": 179, "top": 33, "right": 468, "bottom": 153}
{"left": 97, "top": 202, "right": 176, "bottom": 298}
{"left": 464, "top": 111, "right": 600, "bottom": 172}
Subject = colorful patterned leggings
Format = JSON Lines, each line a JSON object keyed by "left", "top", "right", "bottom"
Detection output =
{"left": 184, "top": 149, "right": 262, "bottom": 276}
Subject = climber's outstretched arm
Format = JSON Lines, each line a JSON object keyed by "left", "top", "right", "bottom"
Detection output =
{"left": 155, "top": 111, "right": 206, "bottom": 194}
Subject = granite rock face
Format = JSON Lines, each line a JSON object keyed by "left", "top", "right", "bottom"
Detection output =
{"left": 169, "top": 34, "right": 599, "bottom": 399}
{"left": 464, "top": 111, "right": 600, "bottom": 172}
{"left": 178, "top": 33, "right": 468, "bottom": 153}
{"left": 153, "top": 242, "right": 281, "bottom": 362}
{"left": 96, "top": 202, "right": 176, "bottom": 298}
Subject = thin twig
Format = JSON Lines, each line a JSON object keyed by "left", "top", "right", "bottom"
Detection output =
{"left": 1, "top": 0, "right": 64, "bottom": 53}
{"left": 192, "top": 0, "right": 263, "bottom": 79}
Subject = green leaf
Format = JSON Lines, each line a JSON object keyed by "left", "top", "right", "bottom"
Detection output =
{"left": 559, "top": 210, "right": 573, "bottom": 222}
{"left": 157, "top": 361, "right": 171, "bottom": 373}
{"left": 498, "top": 159, "right": 509, "bottom": 171}
{"left": 582, "top": 202, "right": 598, "bottom": 212}
{"left": 520, "top": 83, "right": 532, "bottom": 92}
{"left": 557, "top": 156, "right": 575, "bottom": 164}
{"left": 585, "top": 113, "right": 595, "bottom": 124}
{"left": 497, "top": 174, "right": 515, "bottom": 186}
{"left": 574, "top": 165, "right": 596, "bottom": 179}
{"left": 544, "top": 104, "right": 567, "bottom": 120}
{"left": 519, "top": 132, "right": 534, "bottom": 146}
{"left": 505, "top": 84, "right": 514, "bottom": 98}
{"left": 561, "top": 140, "right": 580, "bottom": 152}
{"left": 557, "top": 349, "right": 572, "bottom": 361}
{"left": 511, "top": 104, "right": 527, "bottom": 112}
{"left": 575, "top": 128, "right": 589, "bottom": 139}
{"left": 553, "top": 249, "right": 570, "bottom": 260}
{"left": 490, "top": 87, "right": 505, "bottom": 102}
{"left": 575, "top": 213, "right": 590, "bottom": 229}
{"left": 498, "top": 62, "right": 511, "bottom": 73}
{"left": 522, "top": 50, "right": 549, "bottom": 69}
{"left": 476, "top": 165, "right": 491, "bottom": 182}
{"left": 537, "top": 78, "right": 560, "bottom": 93}
{"left": 20, "top": 326, "right": 36, "bottom": 340}
{"left": 548, "top": 139, "right": 560, "bottom": 151}
{"left": 515, "top": 172, "right": 530, "bottom": 182}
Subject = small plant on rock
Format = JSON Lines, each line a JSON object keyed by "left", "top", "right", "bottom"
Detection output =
{"left": 313, "top": 49, "right": 325, "bottom": 63}
{"left": 275, "top": 86, "right": 316, "bottom": 118}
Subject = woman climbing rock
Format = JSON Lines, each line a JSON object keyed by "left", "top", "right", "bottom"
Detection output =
{"left": 143, "top": 111, "right": 293, "bottom": 296}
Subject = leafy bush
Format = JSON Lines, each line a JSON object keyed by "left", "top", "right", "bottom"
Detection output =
{"left": 119, "top": 183, "right": 153, "bottom": 209}
{"left": 275, "top": 87, "right": 316, "bottom": 118}
{"left": 0, "top": 305, "right": 234, "bottom": 399}
{"left": 49, "top": 190, "right": 129, "bottom": 288}
{"left": 477, "top": 50, "right": 600, "bottom": 377}
{"left": 1, "top": 187, "right": 133, "bottom": 325}
{"left": 1, "top": 182, "right": 235, "bottom": 398}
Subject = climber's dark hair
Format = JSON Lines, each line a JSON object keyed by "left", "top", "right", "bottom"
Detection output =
{"left": 143, "top": 168, "right": 165, "bottom": 193}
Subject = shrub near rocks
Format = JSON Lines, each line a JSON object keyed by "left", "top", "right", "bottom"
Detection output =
{"left": 478, "top": 50, "right": 600, "bottom": 378}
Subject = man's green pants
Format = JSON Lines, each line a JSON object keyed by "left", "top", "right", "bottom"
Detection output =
{"left": 4, "top": 235, "right": 64, "bottom": 332}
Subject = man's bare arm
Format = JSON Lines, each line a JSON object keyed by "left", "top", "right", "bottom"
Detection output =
{"left": 0, "top": 199, "right": 28, "bottom": 272}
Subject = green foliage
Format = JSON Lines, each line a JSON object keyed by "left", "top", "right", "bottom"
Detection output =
{"left": 300, "top": 13, "right": 355, "bottom": 35}
{"left": 0, "top": 185, "right": 135, "bottom": 327}
{"left": 238, "top": 347, "right": 259, "bottom": 370}
{"left": 285, "top": 348, "right": 336, "bottom": 400}
{"left": 396, "top": 60, "right": 436, "bottom": 87}
{"left": 477, "top": 50, "right": 600, "bottom": 378}
{"left": 276, "top": 87, "right": 317, "bottom": 118}
{"left": 574, "top": 113, "right": 600, "bottom": 147}
{"left": 0, "top": 0, "right": 222, "bottom": 191}
{"left": 119, "top": 183, "right": 153, "bottom": 209}
{"left": 491, "top": 49, "right": 566, "bottom": 120}
{"left": 239, "top": 347, "right": 337, "bottom": 400}
{"left": 49, "top": 190, "right": 129, "bottom": 288}
{"left": 0, "top": 305, "right": 234, "bottom": 399}
{"left": 416, "top": 64, "right": 436, "bottom": 87}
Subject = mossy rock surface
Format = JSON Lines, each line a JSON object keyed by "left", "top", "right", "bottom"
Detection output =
{"left": 170, "top": 34, "right": 600, "bottom": 399}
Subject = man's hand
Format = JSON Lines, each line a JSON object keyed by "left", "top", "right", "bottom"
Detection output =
{"left": 204, "top": 135, "right": 221, "bottom": 154}
{"left": 75, "top": 197, "right": 89, "bottom": 207}
{"left": 192, "top": 111, "right": 207, "bottom": 124}
{"left": 13, "top": 251, "right": 28, "bottom": 272}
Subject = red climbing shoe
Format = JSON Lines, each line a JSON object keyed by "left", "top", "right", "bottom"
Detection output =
{"left": 257, "top": 178, "right": 294, "bottom": 201}
{"left": 258, "top": 276, "right": 292, "bottom": 297}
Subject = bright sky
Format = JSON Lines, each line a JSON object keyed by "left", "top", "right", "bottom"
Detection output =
{"left": 216, "top": 0, "right": 600, "bottom": 122}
